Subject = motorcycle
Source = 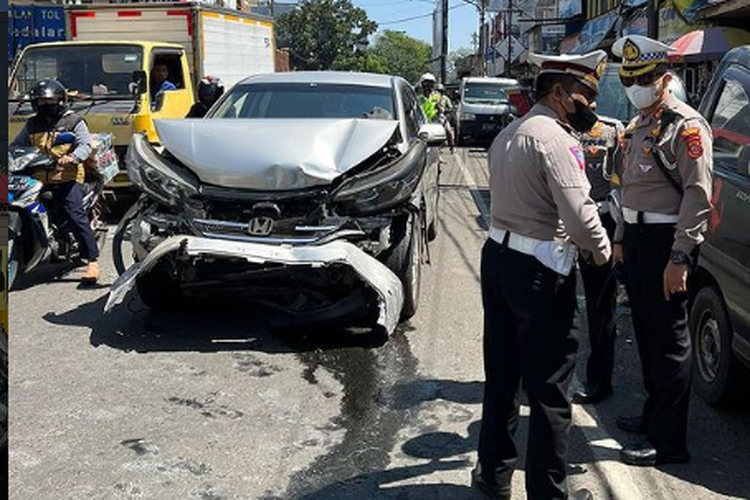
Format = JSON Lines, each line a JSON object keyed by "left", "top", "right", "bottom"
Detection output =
{"left": 7, "top": 132, "right": 118, "bottom": 288}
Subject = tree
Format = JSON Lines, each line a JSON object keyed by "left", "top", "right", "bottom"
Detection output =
{"left": 370, "top": 30, "right": 432, "bottom": 85}
{"left": 447, "top": 47, "right": 474, "bottom": 82}
{"left": 276, "top": 0, "right": 378, "bottom": 71}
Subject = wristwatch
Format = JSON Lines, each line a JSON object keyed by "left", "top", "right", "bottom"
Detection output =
{"left": 670, "top": 250, "right": 692, "bottom": 266}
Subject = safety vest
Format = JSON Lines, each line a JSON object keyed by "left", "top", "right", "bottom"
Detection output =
{"left": 27, "top": 111, "right": 86, "bottom": 184}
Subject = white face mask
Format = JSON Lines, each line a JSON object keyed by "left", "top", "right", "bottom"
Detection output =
{"left": 625, "top": 83, "right": 662, "bottom": 110}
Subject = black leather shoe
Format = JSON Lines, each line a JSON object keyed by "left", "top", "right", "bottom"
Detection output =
{"left": 572, "top": 385, "right": 613, "bottom": 404}
{"left": 570, "top": 488, "right": 594, "bottom": 500}
{"left": 616, "top": 415, "right": 647, "bottom": 434}
{"left": 620, "top": 442, "right": 690, "bottom": 467}
{"left": 470, "top": 468, "right": 510, "bottom": 500}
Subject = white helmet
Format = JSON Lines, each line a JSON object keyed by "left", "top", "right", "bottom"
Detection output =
{"left": 420, "top": 73, "right": 437, "bottom": 84}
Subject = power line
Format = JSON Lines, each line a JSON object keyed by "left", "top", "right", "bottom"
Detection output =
{"left": 379, "top": 2, "right": 470, "bottom": 25}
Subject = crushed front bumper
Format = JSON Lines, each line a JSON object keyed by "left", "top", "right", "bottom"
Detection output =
{"left": 105, "top": 236, "right": 405, "bottom": 334}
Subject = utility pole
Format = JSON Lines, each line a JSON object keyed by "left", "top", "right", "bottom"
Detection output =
{"left": 441, "top": 0, "right": 449, "bottom": 84}
{"left": 479, "top": 0, "right": 487, "bottom": 76}
{"left": 647, "top": 0, "right": 658, "bottom": 39}
{"left": 505, "top": 0, "right": 512, "bottom": 77}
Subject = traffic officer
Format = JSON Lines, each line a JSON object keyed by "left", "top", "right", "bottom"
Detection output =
{"left": 573, "top": 114, "right": 624, "bottom": 405}
{"left": 611, "top": 35, "right": 713, "bottom": 466}
{"left": 417, "top": 73, "right": 439, "bottom": 122}
{"left": 474, "top": 50, "right": 611, "bottom": 500}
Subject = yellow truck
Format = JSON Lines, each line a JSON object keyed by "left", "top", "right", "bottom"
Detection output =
{"left": 8, "top": 3, "right": 276, "bottom": 189}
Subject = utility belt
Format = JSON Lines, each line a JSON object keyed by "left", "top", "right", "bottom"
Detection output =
{"left": 622, "top": 207, "right": 679, "bottom": 225}
{"left": 489, "top": 227, "right": 577, "bottom": 276}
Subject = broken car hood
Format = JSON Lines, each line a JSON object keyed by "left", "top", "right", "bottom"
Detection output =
{"left": 155, "top": 119, "right": 401, "bottom": 191}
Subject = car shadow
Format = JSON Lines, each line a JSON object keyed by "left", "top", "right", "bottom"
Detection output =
{"left": 42, "top": 294, "right": 391, "bottom": 354}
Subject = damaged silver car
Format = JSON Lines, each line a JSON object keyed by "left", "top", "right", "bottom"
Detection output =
{"left": 108, "top": 72, "right": 446, "bottom": 334}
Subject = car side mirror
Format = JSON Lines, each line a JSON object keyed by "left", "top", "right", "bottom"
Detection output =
{"left": 419, "top": 123, "right": 447, "bottom": 146}
{"left": 738, "top": 145, "right": 750, "bottom": 177}
{"left": 131, "top": 70, "right": 147, "bottom": 96}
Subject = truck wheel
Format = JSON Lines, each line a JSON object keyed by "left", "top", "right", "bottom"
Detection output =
{"left": 136, "top": 264, "right": 183, "bottom": 310}
{"left": 384, "top": 214, "right": 422, "bottom": 321}
{"left": 689, "top": 286, "right": 738, "bottom": 406}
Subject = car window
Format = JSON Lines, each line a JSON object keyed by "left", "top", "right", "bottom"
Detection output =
{"left": 710, "top": 77, "right": 750, "bottom": 162}
{"left": 211, "top": 83, "right": 395, "bottom": 120}
{"left": 401, "top": 84, "right": 423, "bottom": 138}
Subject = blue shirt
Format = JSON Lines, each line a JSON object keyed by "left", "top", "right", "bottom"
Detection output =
{"left": 151, "top": 80, "right": 177, "bottom": 109}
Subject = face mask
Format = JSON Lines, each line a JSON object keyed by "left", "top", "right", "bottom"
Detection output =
{"left": 625, "top": 83, "right": 662, "bottom": 110}
{"left": 566, "top": 98, "right": 599, "bottom": 133}
{"left": 37, "top": 103, "right": 62, "bottom": 119}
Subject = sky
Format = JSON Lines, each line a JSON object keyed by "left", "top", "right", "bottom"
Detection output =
{"left": 351, "top": 0, "right": 479, "bottom": 52}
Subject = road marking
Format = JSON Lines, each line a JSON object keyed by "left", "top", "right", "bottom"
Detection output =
{"left": 454, "top": 148, "right": 647, "bottom": 500}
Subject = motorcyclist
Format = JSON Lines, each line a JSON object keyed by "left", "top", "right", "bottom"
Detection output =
{"left": 435, "top": 83, "right": 456, "bottom": 152}
{"left": 417, "top": 73, "right": 440, "bottom": 122}
{"left": 9, "top": 79, "right": 100, "bottom": 284}
{"left": 186, "top": 76, "right": 225, "bottom": 118}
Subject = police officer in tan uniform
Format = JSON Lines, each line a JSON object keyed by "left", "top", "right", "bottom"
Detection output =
{"left": 473, "top": 51, "right": 611, "bottom": 500}
{"left": 611, "top": 35, "right": 713, "bottom": 466}
{"left": 573, "top": 115, "right": 624, "bottom": 405}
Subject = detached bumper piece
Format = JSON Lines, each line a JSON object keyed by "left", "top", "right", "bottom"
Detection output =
{"left": 106, "top": 236, "right": 405, "bottom": 335}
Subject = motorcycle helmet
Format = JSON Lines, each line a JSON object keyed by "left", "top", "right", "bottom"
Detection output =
{"left": 198, "top": 75, "right": 224, "bottom": 105}
{"left": 29, "top": 79, "right": 68, "bottom": 118}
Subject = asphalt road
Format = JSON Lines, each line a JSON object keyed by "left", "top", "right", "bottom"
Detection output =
{"left": 9, "top": 149, "right": 750, "bottom": 500}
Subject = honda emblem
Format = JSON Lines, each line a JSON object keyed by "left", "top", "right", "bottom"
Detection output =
{"left": 247, "top": 216, "right": 274, "bottom": 236}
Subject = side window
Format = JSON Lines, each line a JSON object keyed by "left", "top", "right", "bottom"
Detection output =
{"left": 401, "top": 85, "right": 423, "bottom": 138}
{"left": 150, "top": 51, "right": 185, "bottom": 110}
{"left": 710, "top": 76, "right": 750, "bottom": 163}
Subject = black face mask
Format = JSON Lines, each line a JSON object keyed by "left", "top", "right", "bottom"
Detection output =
{"left": 566, "top": 99, "right": 598, "bottom": 133}
{"left": 37, "top": 103, "right": 62, "bottom": 120}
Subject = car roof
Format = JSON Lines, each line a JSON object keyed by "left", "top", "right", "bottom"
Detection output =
{"left": 237, "top": 71, "right": 398, "bottom": 89}
{"left": 463, "top": 77, "right": 519, "bottom": 85}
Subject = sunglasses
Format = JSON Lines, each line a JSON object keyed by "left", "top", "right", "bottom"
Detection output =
{"left": 620, "top": 71, "right": 666, "bottom": 88}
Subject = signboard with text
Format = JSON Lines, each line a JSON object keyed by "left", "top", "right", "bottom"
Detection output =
{"left": 8, "top": 5, "right": 66, "bottom": 62}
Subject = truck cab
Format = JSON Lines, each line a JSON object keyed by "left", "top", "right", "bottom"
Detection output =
{"left": 8, "top": 41, "right": 195, "bottom": 188}
{"left": 691, "top": 46, "right": 750, "bottom": 406}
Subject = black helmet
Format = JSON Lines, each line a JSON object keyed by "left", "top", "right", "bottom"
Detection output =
{"left": 29, "top": 79, "right": 68, "bottom": 117}
{"left": 198, "top": 76, "right": 224, "bottom": 104}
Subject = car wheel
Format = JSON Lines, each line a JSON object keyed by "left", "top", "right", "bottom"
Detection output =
{"left": 384, "top": 214, "right": 423, "bottom": 321}
{"left": 136, "top": 263, "right": 184, "bottom": 310}
{"left": 689, "top": 286, "right": 738, "bottom": 406}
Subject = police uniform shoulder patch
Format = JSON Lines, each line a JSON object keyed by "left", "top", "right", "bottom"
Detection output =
{"left": 569, "top": 146, "right": 586, "bottom": 170}
{"left": 681, "top": 127, "right": 704, "bottom": 159}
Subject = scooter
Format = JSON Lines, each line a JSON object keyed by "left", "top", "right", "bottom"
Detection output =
{"left": 7, "top": 132, "right": 117, "bottom": 288}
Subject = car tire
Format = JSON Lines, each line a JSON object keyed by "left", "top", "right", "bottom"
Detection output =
{"left": 689, "top": 286, "right": 739, "bottom": 406}
{"left": 136, "top": 263, "right": 183, "bottom": 310}
{"left": 384, "top": 214, "right": 422, "bottom": 321}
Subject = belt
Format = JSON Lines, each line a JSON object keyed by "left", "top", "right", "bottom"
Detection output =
{"left": 489, "top": 227, "right": 542, "bottom": 256}
{"left": 623, "top": 206, "right": 679, "bottom": 224}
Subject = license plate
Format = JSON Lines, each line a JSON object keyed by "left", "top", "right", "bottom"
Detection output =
{"left": 482, "top": 124, "right": 497, "bottom": 132}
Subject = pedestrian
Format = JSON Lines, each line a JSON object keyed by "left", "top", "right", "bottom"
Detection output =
{"left": 10, "top": 79, "right": 100, "bottom": 284}
{"left": 186, "top": 76, "right": 225, "bottom": 118}
{"left": 573, "top": 114, "right": 624, "bottom": 405}
{"left": 150, "top": 61, "right": 177, "bottom": 110}
{"left": 611, "top": 35, "right": 713, "bottom": 466}
{"left": 474, "top": 50, "right": 611, "bottom": 500}
{"left": 435, "top": 83, "right": 456, "bottom": 153}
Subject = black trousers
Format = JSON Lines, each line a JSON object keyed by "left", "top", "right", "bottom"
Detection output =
{"left": 623, "top": 223, "right": 691, "bottom": 454}
{"left": 50, "top": 182, "right": 100, "bottom": 261}
{"left": 478, "top": 238, "right": 578, "bottom": 500}
{"left": 578, "top": 211, "right": 617, "bottom": 393}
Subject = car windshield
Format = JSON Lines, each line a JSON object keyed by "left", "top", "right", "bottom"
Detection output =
{"left": 211, "top": 83, "right": 396, "bottom": 120}
{"left": 463, "top": 83, "right": 510, "bottom": 104}
{"left": 595, "top": 66, "right": 636, "bottom": 124}
{"left": 10, "top": 45, "right": 143, "bottom": 99}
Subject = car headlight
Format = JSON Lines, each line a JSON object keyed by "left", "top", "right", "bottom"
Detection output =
{"left": 332, "top": 144, "right": 425, "bottom": 216}
{"left": 461, "top": 113, "right": 477, "bottom": 121}
{"left": 126, "top": 133, "right": 199, "bottom": 206}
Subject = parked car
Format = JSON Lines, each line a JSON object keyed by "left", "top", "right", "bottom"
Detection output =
{"left": 690, "top": 46, "right": 750, "bottom": 406}
{"left": 108, "top": 72, "right": 445, "bottom": 335}
{"left": 456, "top": 77, "right": 519, "bottom": 146}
